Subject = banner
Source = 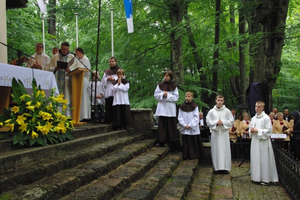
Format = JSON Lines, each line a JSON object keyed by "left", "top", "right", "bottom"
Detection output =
{"left": 37, "top": 0, "right": 47, "bottom": 13}
{"left": 124, "top": 0, "right": 134, "bottom": 33}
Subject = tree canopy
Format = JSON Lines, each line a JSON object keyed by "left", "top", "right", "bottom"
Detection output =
{"left": 6, "top": 0, "right": 300, "bottom": 113}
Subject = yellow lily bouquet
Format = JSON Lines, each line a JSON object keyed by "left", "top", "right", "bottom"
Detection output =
{"left": 0, "top": 78, "right": 74, "bottom": 147}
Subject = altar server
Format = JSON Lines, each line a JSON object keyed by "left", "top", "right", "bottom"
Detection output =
{"left": 249, "top": 101, "right": 278, "bottom": 185}
{"left": 178, "top": 91, "right": 203, "bottom": 159}
{"left": 206, "top": 94, "right": 234, "bottom": 174}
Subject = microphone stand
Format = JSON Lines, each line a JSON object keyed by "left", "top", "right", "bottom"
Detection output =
{"left": 0, "top": 41, "right": 36, "bottom": 66}
{"left": 69, "top": 52, "right": 101, "bottom": 124}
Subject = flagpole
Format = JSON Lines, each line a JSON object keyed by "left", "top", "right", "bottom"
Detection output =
{"left": 42, "top": 16, "right": 45, "bottom": 53}
{"left": 110, "top": 8, "right": 114, "bottom": 56}
{"left": 75, "top": 13, "right": 79, "bottom": 47}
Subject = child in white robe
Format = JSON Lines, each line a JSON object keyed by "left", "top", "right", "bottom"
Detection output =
{"left": 112, "top": 69, "right": 131, "bottom": 130}
{"left": 178, "top": 91, "right": 204, "bottom": 159}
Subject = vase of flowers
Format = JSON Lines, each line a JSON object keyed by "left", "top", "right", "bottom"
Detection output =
{"left": 0, "top": 78, "right": 74, "bottom": 147}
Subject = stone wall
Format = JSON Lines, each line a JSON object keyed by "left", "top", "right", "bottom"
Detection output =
{"left": 130, "top": 109, "right": 154, "bottom": 138}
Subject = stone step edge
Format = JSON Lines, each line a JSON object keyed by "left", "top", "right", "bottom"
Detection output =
{"left": 62, "top": 147, "right": 171, "bottom": 200}
{"left": 0, "top": 129, "right": 131, "bottom": 172}
{"left": 154, "top": 159, "right": 200, "bottom": 199}
{"left": 115, "top": 152, "right": 183, "bottom": 200}
{"left": 0, "top": 124, "right": 113, "bottom": 153}
{"left": 185, "top": 165, "right": 214, "bottom": 200}
{"left": 0, "top": 139, "right": 158, "bottom": 200}
{"left": 0, "top": 133, "right": 146, "bottom": 194}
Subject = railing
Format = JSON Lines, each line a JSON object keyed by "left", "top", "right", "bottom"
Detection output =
{"left": 273, "top": 142, "right": 300, "bottom": 200}
{"left": 230, "top": 138, "right": 251, "bottom": 166}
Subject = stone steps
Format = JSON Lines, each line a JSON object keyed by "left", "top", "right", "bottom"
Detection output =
{"left": 62, "top": 147, "right": 172, "bottom": 200}
{"left": 0, "top": 125, "right": 130, "bottom": 173}
{"left": 0, "top": 132, "right": 145, "bottom": 194}
{"left": 0, "top": 123, "right": 220, "bottom": 200}
{"left": 114, "top": 152, "right": 182, "bottom": 200}
{"left": 0, "top": 138, "right": 157, "bottom": 199}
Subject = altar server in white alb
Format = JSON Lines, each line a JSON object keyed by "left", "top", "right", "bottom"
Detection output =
{"left": 112, "top": 69, "right": 131, "bottom": 130}
{"left": 74, "top": 47, "right": 91, "bottom": 121}
{"left": 206, "top": 94, "right": 234, "bottom": 174}
{"left": 249, "top": 101, "right": 278, "bottom": 185}
{"left": 89, "top": 71, "right": 105, "bottom": 123}
{"left": 154, "top": 70, "right": 181, "bottom": 152}
{"left": 46, "top": 41, "right": 77, "bottom": 116}
{"left": 26, "top": 42, "right": 50, "bottom": 70}
{"left": 178, "top": 91, "right": 204, "bottom": 160}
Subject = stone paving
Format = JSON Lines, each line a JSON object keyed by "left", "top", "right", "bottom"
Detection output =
{"left": 230, "top": 161, "right": 292, "bottom": 200}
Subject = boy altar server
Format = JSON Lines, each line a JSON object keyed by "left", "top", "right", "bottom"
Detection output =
{"left": 206, "top": 94, "right": 234, "bottom": 174}
{"left": 178, "top": 91, "right": 204, "bottom": 160}
{"left": 249, "top": 101, "right": 278, "bottom": 185}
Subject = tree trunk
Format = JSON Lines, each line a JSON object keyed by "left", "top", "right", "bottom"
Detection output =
{"left": 244, "top": 0, "right": 289, "bottom": 108}
{"left": 239, "top": 4, "right": 247, "bottom": 104}
{"left": 212, "top": 0, "right": 220, "bottom": 98}
{"left": 48, "top": 0, "right": 56, "bottom": 37}
{"left": 169, "top": 0, "right": 184, "bottom": 86}
{"left": 183, "top": 5, "right": 210, "bottom": 113}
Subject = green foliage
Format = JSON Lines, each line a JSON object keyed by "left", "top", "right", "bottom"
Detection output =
{"left": 6, "top": 0, "right": 300, "bottom": 113}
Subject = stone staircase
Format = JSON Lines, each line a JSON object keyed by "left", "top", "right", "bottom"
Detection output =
{"left": 0, "top": 123, "right": 217, "bottom": 200}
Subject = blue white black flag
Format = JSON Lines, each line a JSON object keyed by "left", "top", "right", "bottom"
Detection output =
{"left": 124, "top": 0, "right": 134, "bottom": 33}
{"left": 37, "top": 0, "right": 47, "bottom": 13}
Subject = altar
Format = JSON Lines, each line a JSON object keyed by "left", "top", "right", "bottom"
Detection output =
{"left": 0, "top": 63, "right": 59, "bottom": 114}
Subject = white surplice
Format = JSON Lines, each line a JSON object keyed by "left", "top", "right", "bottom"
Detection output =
{"left": 206, "top": 105, "right": 234, "bottom": 171}
{"left": 249, "top": 111, "right": 278, "bottom": 183}
{"left": 89, "top": 81, "right": 105, "bottom": 105}
{"left": 112, "top": 82, "right": 130, "bottom": 105}
{"left": 154, "top": 85, "right": 179, "bottom": 117}
{"left": 178, "top": 107, "right": 200, "bottom": 135}
{"left": 26, "top": 53, "right": 50, "bottom": 70}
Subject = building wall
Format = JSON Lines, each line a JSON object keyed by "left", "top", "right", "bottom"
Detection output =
{"left": 0, "top": 1, "right": 7, "bottom": 64}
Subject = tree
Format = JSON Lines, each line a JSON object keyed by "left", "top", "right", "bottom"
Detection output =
{"left": 244, "top": 0, "right": 289, "bottom": 108}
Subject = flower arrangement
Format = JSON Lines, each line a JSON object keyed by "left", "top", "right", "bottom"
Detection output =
{"left": 0, "top": 78, "right": 74, "bottom": 147}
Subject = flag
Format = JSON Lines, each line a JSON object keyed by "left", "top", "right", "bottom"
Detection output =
{"left": 37, "top": 0, "right": 47, "bottom": 13}
{"left": 124, "top": 0, "right": 134, "bottom": 33}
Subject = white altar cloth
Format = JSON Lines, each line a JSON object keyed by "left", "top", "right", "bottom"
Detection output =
{"left": 0, "top": 63, "right": 59, "bottom": 95}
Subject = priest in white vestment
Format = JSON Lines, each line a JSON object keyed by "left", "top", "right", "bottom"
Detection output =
{"left": 46, "top": 42, "right": 78, "bottom": 117}
{"left": 249, "top": 101, "right": 278, "bottom": 184}
{"left": 206, "top": 95, "right": 234, "bottom": 173}
{"left": 26, "top": 43, "right": 50, "bottom": 70}
{"left": 75, "top": 47, "right": 91, "bottom": 121}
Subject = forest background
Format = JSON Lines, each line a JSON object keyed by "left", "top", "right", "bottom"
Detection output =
{"left": 6, "top": 0, "right": 300, "bottom": 115}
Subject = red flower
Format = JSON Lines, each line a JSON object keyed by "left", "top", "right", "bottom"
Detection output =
{"left": 280, "top": 122, "right": 284, "bottom": 125}
{"left": 246, "top": 121, "right": 249, "bottom": 125}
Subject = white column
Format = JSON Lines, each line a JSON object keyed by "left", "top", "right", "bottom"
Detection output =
{"left": 110, "top": 8, "right": 114, "bottom": 56}
{"left": 75, "top": 13, "right": 78, "bottom": 47}
{"left": 0, "top": 1, "right": 8, "bottom": 63}
{"left": 42, "top": 17, "right": 45, "bottom": 53}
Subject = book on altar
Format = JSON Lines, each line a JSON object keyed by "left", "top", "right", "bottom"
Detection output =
{"left": 57, "top": 56, "right": 75, "bottom": 69}
{"left": 271, "top": 134, "right": 287, "bottom": 139}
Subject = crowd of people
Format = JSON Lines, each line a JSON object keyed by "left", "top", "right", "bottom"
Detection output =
{"left": 26, "top": 42, "right": 299, "bottom": 186}
{"left": 25, "top": 42, "right": 131, "bottom": 130}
